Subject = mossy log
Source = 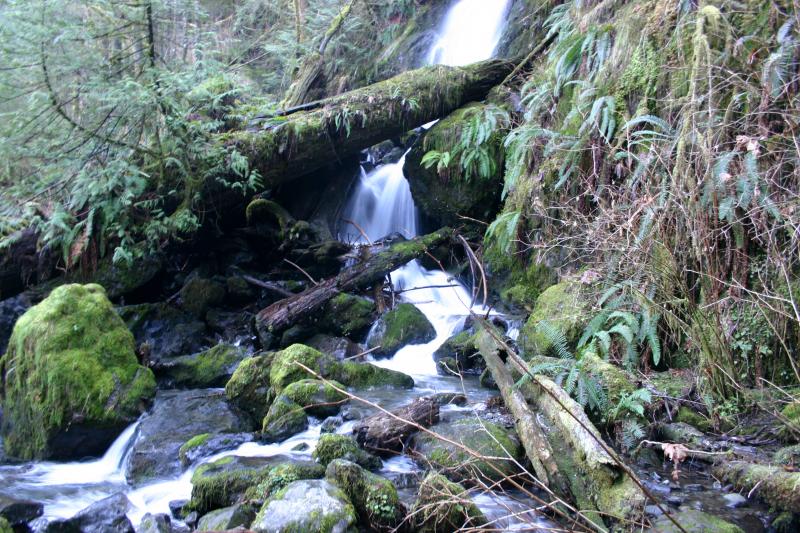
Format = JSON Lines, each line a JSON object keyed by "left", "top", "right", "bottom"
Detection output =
{"left": 353, "top": 396, "right": 439, "bottom": 455}
{"left": 712, "top": 460, "right": 800, "bottom": 514}
{"left": 474, "top": 324, "right": 647, "bottom": 529}
{"left": 224, "top": 59, "right": 513, "bottom": 189}
{"left": 255, "top": 228, "right": 451, "bottom": 340}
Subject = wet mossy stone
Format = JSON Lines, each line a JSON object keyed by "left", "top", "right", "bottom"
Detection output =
{"left": 270, "top": 344, "right": 337, "bottom": 393}
{"left": 225, "top": 352, "right": 274, "bottom": 424}
{"left": 313, "top": 434, "right": 381, "bottom": 470}
{"left": 250, "top": 479, "right": 357, "bottom": 533}
{"left": 648, "top": 509, "right": 744, "bottom": 533}
{"left": 0, "top": 517, "right": 11, "bottom": 533}
{"left": 774, "top": 444, "right": 800, "bottom": 465}
{"left": 412, "top": 473, "right": 486, "bottom": 533}
{"left": 117, "top": 302, "right": 207, "bottom": 365}
{"left": 179, "top": 277, "right": 226, "bottom": 318}
{"left": 0, "top": 283, "right": 156, "bottom": 460}
{"left": 367, "top": 303, "right": 436, "bottom": 358}
{"left": 332, "top": 360, "right": 414, "bottom": 389}
{"left": 179, "top": 432, "right": 253, "bottom": 467}
{"left": 518, "top": 278, "right": 594, "bottom": 357}
{"left": 433, "top": 330, "right": 479, "bottom": 371}
{"left": 306, "top": 334, "right": 361, "bottom": 361}
{"left": 283, "top": 379, "right": 348, "bottom": 418}
{"left": 46, "top": 492, "right": 135, "bottom": 533}
{"left": 325, "top": 459, "right": 404, "bottom": 531}
{"left": 261, "top": 394, "right": 308, "bottom": 442}
{"left": 779, "top": 401, "right": 800, "bottom": 442}
{"left": 320, "top": 293, "right": 376, "bottom": 339}
{"left": 137, "top": 513, "right": 171, "bottom": 533}
{"left": 675, "top": 406, "right": 712, "bottom": 433}
{"left": 162, "top": 343, "right": 247, "bottom": 388}
{"left": 412, "top": 417, "right": 524, "bottom": 484}
{"left": 189, "top": 455, "right": 285, "bottom": 515}
{"left": 244, "top": 460, "right": 326, "bottom": 500}
{"left": 195, "top": 502, "right": 257, "bottom": 532}
{"left": 499, "top": 262, "right": 557, "bottom": 311}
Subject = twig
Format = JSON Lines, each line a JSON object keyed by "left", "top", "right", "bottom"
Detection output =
{"left": 343, "top": 345, "right": 381, "bottom": 360}
{"left": 283, "top": 258, "right": 318, "bottom": 285}
{"left": 342, "top": 218, "right": 373, "bottom": 245}
{"left": 241, "top": 274, "right": 295, "bottom": 298}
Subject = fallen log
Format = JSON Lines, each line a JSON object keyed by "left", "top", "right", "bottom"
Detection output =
{"left": 353, "top": 396, "right": 439, "bottom": 455}
{"left": 255, "top": 228, "right": 451, "bottom": 340}
{"left": 474, "top": 323, "right": 648, "bottom": 530}
{"left": 225, "top": 59, "right": 513, "bottom": 189}
{"left": 712, "top": 460, "right": 800, "bottom": 514}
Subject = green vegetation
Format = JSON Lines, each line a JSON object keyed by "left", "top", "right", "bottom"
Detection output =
{"left": 313, "top": 434, "right": 381, "bottom": 470}
{"left": 367, "top": 303, "right": 435, "bottom": 356}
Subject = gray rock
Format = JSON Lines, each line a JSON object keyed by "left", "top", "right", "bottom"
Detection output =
{"left": 180, "top": 432, "right": 253, "bottom": 467}
{"left": 125, "top": 389, "right": 250, "bottom": 484}
{"left": 46, "top": 492, "right": 134, "bottom": 533}
{"left": 251, "top": 479, "right": 356, "bottom": 533}
{"left": 118, "top": 303, "right": 208, "bottom": 365}
{"left": 195, "top": 503, "right": 256, "bottom": 532}
{"left": 306, "top": 335, "right": 361, "bottom": 361}
{"left": 366, "top": 303, "right": 436, "bottom": 358}
{"left": 722, "top": 493, "right": 748, "bottom": 508}
{"left": 0, "top": 495, "right": 44, "bottom": 526}
{"left": 136, "top": 513, "right": 171, "bottom": 533}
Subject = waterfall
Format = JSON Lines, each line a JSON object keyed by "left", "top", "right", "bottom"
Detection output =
{"left": 338, "top": 0, "right": 511, "bottom": 377}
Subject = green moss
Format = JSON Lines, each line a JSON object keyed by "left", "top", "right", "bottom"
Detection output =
{"left": 225, "top": 352, "right": 274, "bottom": 423}
{"left": 322, "top": 293, "right": 376, "bottom": 338}
{"left": 166, "top": 343, "right": 244, "bottom": 388}
{"left": 179, "top": 277, "right": 226, "bottom": 317}
{"left": 189, "top": 456, "right": 274, "bottom": 515}
{"left": 283, "top": 379, "right": 347, "bottom": 418}
{"left": 179, "top": 433, "right": 211, "bottom": 464}
{"left": 0, "top": 283, "right": 156, "bottom": 460}
{"left": 675, "top": 406, "right": 712, "bottom": 432}
{"left": 367, "top": 303, "right": 435, "bottom": 356}
{"left": 332, "top": 361, "right": 414, "bottom": 389}
{"left": 774, "top": 445, "right": 800, "bottom": 466}
{"left": 245, "top": 198, "right": 293, "bottom": 231}
{"left": 412, "top": 473, "right": 486, "bottom": 533}
{"left": 325, "top": 459, "right": 403, "bottom": 530}
{"left": 269, "top": 344, "right": 335, "bottom": 393}
{"left": 0, "top": 517, "right": 11, "bottom": 533}
{"left": 499, "top": 262, "right": 557, "bottom": 310}
{"left": 313, "top": 433, "right": 381, "bottom": 470}
{"left": 780, "top": 401, "right": 800, "bottom": 442}
{"left": 245, "top": 461, "right": 326, "bottom": 500}
{"left": 252, "top": 479, "right": 357, "bottom": 533}
{"left": 261, "top": 394, "right": 308, "bottom": 442}
{"left": 650, "top": 509, "right": 744, "bottom": 533}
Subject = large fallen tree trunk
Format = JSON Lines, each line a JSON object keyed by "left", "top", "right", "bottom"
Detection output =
{"left": 712, "top": 460, "right": 800, "bottom": 514}
{"left": 255, "top": 228, "right": 452, "bottom": 340}
{"left": 474, "top": 322, "right": 648, "bottom": 530}
{"left": 353, "top": 396, "right": 439, "bottom": 455}
{"left": 224, "top": 59, "right": 513, "bottom": 189}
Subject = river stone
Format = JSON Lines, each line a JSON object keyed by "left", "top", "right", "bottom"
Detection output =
{"left": 179, "top": 432, "right": 254, "bottom": 466}
{"left": 432, "top": 331, "right": 481, "bottom": 372}
{"left": 367, "top": 303, "right": 436, "bottom": 358}
{"left": 125, "top": 389, "right": 250, "bottom": 484}
{"left": 0, "top": 496, "right": 43, "bottom": 526}
{"left": 261, "top": 394, "right": 308, "bottom": 442}
{"left": 118, "top": 302, "right": 208, "bottom": 366}
{"left": 648, "top": 509, "right": 745, "bottom": 533}
{"left": 179, "top": 277, "right": 226, "bottom": 318}
{"left": 306, "top": 334, "right": 361, "bottom": 361}
{"left": 325, "top": 459, "right": 404, "bottom": 531}
{"left": 195, "top": 503, "right": 256, "bottom": 532}
{"left": 160, "top": 343, "right": 248, "bottom": 388}
{"left": 189, "top": 455, "right": 287, "bottom": 515}
{"left": 412, "top": 473, "right": 486, "bottom": 533}
{"left": 45, "top": 492, "right": 134, "bottom": 533}
{"left": 0, "top": 292, "right": 31, "bottom": 355}
{"left": 251, "top": 479, "right": 357, "bottom": 533}
{"left": 137, "top": 513, "right": 171, "bottom": 533}
{"left": 225, "top": 352, "right": 274, "bottom": 426}
{"left": 319, "top": 293, "right": 376, "bottom": 340}
{"left": 0, "top": 283, "right": 156, "bottom": 460}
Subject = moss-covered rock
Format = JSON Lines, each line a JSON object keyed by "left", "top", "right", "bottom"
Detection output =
{"left": 320, "top": 293, "right": 376, "bottom": 339}
{"left": 189, "top": 455, "right": 279, "bottom": 515}
{"left": 779, "top": 401, "right": 800, "bottom": 442}
{"left": 675, "top": 406, "right": 713, "bottom": 433}
{"left": 0, "top": 516, "right": 13, "bottom": 533}
{"left": 499, "top": 262, "right": 558, "bottom": 311}
{"left": 245, "top": 461, "right": 326, "bottom": 500}
{"left": 518, "top": 279, "right": 594, "bottom": 356}
{"left": 163, "top": 343, "right": 247, "bottom": 388}
{"left": 412, "top": 473, "right": 486, "bottom": 533}
{"left": 225, "top": 352, "right": 274, "bottom": 424}
{"left": 179, "top": 277, "right": 226, "bottom": 318}
{"left": 367, "top": 303, "right": 436, "bottom": 357}
{"left": 270, "top": 344, "right": 336, "bottom": 393}
{"left": 261, "top": 394, "right": 308, "bottom": 443}
{"left": 283, "top": 379, "right": 347, "bottom": 418}
{"left": 325, "top": 459, "right": 404, "bottom": 531}
{"left": 180, "top": 433, "right": 211, "bottom": 464}
{"left": 250, "top": 479, "right": 357, "bottom": 533}
{"left": 332, "top": 361, "right": 414, "bottom": 389}
{"left": 648, "top": 509, "right": 744, "bottom": 533}
{"left": 196, "top": 502, "right": 257, "bottom": 532}
{"left": 412, "top": 417, "right": 524, "bottom": 483}
{"left": 774, "top": 444, "right": 800, "bottom": 466}
{"left": 246, "top": 198, "right": 293, "bottom": 230}
{"left": 179, "top": 432, "right": 253, "bottom": 467}
{"left": 433, "top": 331, "right": 481, "bottom": 373}
{"left": 0, "top": 283, "right": 156, "bottom": 460}
{"left": 313, "top": 433, "right": 381, "bottom": 470}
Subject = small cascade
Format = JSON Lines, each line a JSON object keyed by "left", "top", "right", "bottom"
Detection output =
{"left": 427, "top": 0, "right": 512, "bottom": 67}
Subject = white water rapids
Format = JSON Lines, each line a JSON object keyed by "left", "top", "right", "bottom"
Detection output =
{"left": 0, "top": 0, "right": 525, "bottom": 529}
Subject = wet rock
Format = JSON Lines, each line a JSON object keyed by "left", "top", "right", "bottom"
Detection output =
{"left": 433, "top": 392, "right": 468, "bottom": 406}
{"left": 313, "top": 434, "right": 381, "bottom": 470}
{"left": 0, "top": 496, "right": 43, "bottom": 527}
{"left": 279, "top": 324, "right": 316, "bottom": 347}
{"left": 179, "top": 277, "right": 226, "bottom": 318}
{"left": 354, "top": 397, "right": 439, "bottom": 456}
{"left": 648, "top": 509, "right": 744, "bottom": 533}
{"left": 433, "top": 331, "right": 480, "bottom": 372}
{"left": 168, "top": 500, "right": 189, "bottom": 519}
{"left": 269, "top": 344, "right": 337, "bottom": 393}
{"left": 0, "top": 284, "right": 156, "bottom": 460}
{"left": 195, "top": 503, "right": 256, "bottom": 532}
{"left": 225, "top": 352, "right": 274, "bottom": 426}
{"left": 723, "top": 493, "right": 748, "bottom": 508}
{"left": 125, "top": 389, "right": 250, "bottom": 484}
{"left": 137, "top": 513, "right": 171, "bottom": 533}
{"left": 46, "top": 492, "right": 134, "bottom": 533}
{"left": 332, "top": 361, "right": 414, "bottom": 389}
{"left": 225, "top": 276, "right": 255, "bottom": 304}
{"left": 118, "top": 303, "right": 208, "bottom": 366}
{"left": 189, "top": 455, "right": 285, "bottom": 515}
{"left": 250, "top": 479, "right": 357, "bottom": 533}
{"left": 0, "top": 292, "right": 31, "bottom": 354}
{"left": 261, "top": 395, "right": 308, "bottom": 442}
{"left": 774, "top": 444, "right": 800, "bottom": 465}
{"left": 205, "top": 309, "right": 255, "bottom": 347}
{"left": 320, "top": 293, "right": 376, "bottom": 339}
{"left": 411, "top": 417, "right": 524, "bottom": 484}
{"left": 179, "top": 432, "right": 254, "bottom": 466}
{"left": 160, "top": 343, "right": 248, "bottom": 388}
{"left": 325, "top": 459, "right": 404, "bottom": 531}
{"left": 306, "top": 334, "right": 361, "bottom": 361}
{"left": 321, "top": 416, "right": 344, "bottom": 433}
{"left": 283, "top": 379, "right": 348, "bottom": 418}
{"left": 244, "top": 460, "right": 326, "bottom": 501}
{"left": 436, "top": 357, "right": 460, "bottom": 376}
{"left": 367, "top": 303, "right": 436, "bottom": 358}
{"left": 412, "top": 473, "right": 486, "bottom": 533}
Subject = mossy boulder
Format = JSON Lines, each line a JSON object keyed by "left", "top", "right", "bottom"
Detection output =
{"left": 313, "top": 434, "right": 381, "bottom": 470}
{"left": 261, "top": 394, "right": 308, "bottom": 442}
{"left": 779, "top": 401, "right": 800, "bottom": 442}
{"left": 179, "top": 432, "right": 253, "bottom": 467}
{"left": 196, "top": 502, "right": 257, "bottom": 532}
{"left": 432, "top": 331, "right": 481, "bottom": 373}
{"left": 332, "top": 361, "right": 414, "bottom": 389}
{"left": 250, "top": 479, "right": 357, "bottom": 533}
{"left": 244, "top": 460, "right": 326, "bottom": 500}
{"left": 499, "top": 262, "right": 558, "bottom": 311}
{"left": 283, "top": 379, "right": 347, "bottom": 418}
{"left": 412, "top": 473, "right": 486, "bottom": 533}
{"left": 246, "top": 198, "right": 293, "bottom": 230}
{"left": 367, "top": 303, "right": 436, "bottom": 357}
{"left": 412, "top": 417, "right": 524, "bottom": 484}
{"left": 189, "top": 455, "right": 282, "bottom": 515}
{"left": 774, "top": 444, "right": 800, "bottom": 466}
{"left": 0, "top": 517, "right": 11, "bottom": 533}
{"left": 225, "top": 352, "right": 274, "bottom": 425}
{"left": 519, "top": 279, "right": 594, "bottom": 356}
{"left": 675, "top": 406, "right": 713, "bottom": 433}
{"left": 320, "top": 293, "right": 376, "bottom": 339}
{"left": 270, "top": 344, "right": 337, "bottom": 393}
{"left": 325, "top": 459, "right": 404, "bottom": 531}
{"left": 179, "top": 277, "right": 226, "bottom": 318}
{"left": 648, "top": 509, "right": 744, "bottom": 533}
{"left": 162, "top": 343, "right": 247, "bottom": 388}
{"left": 0, "top": 283, "right": 156, "bottom": 460}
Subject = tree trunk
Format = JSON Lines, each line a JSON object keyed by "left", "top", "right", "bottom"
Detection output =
{"left": 255, "top": 228, "right": 451, "bottom": 339}
{"left": 224, "top": 58, "right": 513, "bottom": 189}
{"left": 353, "top": 396, "right": 439, "bottom": 455}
